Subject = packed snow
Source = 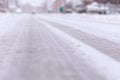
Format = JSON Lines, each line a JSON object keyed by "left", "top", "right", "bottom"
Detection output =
{"left": 0, "top": 13, "right": 120, "bottom": 80}
{"left": 0, "top": 13, "right": 24, "bottom": 37}
{"left": 41, "top": 20, "right": 120, "bottom": 80}
{"left": 39, "top": 14, "right": 120, "bottom": 45}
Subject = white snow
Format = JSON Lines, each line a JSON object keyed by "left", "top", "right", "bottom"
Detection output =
{"left": 87, "top": 2, "right": 101, "bottom": 11}
{"left": 0, "top": 13, "right": 26, "bottom": 78}
{"left": 0, "top": 14, "right": 16, "bottom": 37}
{"left": 41, "top": 20, "right": 120, "bottom": 80}
{"left": 0, "top": 13, "right": 28, "bottom": 38}
{"left": 39, "top": 14, "right": 120, "bottom": 45}
{"left": 0, "top": 13, "right": 120, "bottom": 80}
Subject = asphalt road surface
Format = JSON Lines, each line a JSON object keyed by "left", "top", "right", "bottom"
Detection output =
{"left": 0, "top": 15, "right": 116, "bottom": 80}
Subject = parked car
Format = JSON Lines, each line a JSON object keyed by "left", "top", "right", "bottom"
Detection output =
{"left": 63, "top": 2, "right": 73, "bottom": 13}
{"left": 87, "top": 2, "right": 107, "bottom": 14}
{"left": 118, "top": 8, "right": 120, "bottom": 13}
{"left": 64, "top": 8, "right": 72, "bottom": 13}
{"left": 75, "top": 5, "right": 87, "bottom": 13}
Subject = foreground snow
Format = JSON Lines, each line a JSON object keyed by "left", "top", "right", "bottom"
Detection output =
{"left": 0, "top": 14, "right": 120, "bottom": 80}
{"left": 41, "top": 20, "right": 120, "bottom": 80}
{"left": 0, "top": 13, "right": 27, "bottom": 37}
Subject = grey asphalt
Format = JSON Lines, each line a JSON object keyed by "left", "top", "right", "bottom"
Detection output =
{"left": 0, "top": 16, "right": 107, "bottom": 80}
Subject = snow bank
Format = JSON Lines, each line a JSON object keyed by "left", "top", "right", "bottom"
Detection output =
{"left": 0, "top": 13, "right": 27, "bottom": 38}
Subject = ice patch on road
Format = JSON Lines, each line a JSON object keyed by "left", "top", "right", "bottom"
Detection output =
{"left": 41, "top": 20, "right": 120, "bottom": 80}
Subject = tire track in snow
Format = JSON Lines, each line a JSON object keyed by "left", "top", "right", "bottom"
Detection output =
{"left": 47, "top": 21, "right": 120, "bottom": 62}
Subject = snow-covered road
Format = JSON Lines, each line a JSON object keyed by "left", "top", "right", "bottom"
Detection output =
{"left": 0, "top": 14, "right": 120, "bottom": 80}
{"left": 39, "top": 14, "right": 120, "bottom": 62}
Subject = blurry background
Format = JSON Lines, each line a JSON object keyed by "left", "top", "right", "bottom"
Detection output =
{"left": 0, "top": 0, "right": 120, "bottom": 14}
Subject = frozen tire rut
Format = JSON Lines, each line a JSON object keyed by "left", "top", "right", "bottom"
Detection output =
{"left": 0, "top": 16, "right": 107, "bottom": 80}
{"left": 47, "top": 22, "right": 120, "bottom": 62}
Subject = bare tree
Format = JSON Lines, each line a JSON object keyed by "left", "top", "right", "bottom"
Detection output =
{"left": 94, "top": 0, "right": 120, "bottom": 4}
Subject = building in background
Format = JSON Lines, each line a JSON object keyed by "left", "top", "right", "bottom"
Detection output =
{"left": 53, "top": 0, "right": 66, "bottom": 12}
{"left": 8, "top": 0, "right": 19, "bottom": 12}
{"left": 0, "top": 0, "right": 8, "bottom": 12}
{"left": 52, "top": 0, "right": 93, "bottom": 13}
{"left": 40, "top": 0, "right": 55, "bottom": 13}
{"left": 95, "top": 0, "right": 120, "bottom": 4}
{"left": 36, "top": 6, "right": 43, "bottom": 13}
{"left": 42, "top": 0, "right": 49, "bottom": 12}
{"left": 21, "top": 3, "right": 34, "bottom": 13}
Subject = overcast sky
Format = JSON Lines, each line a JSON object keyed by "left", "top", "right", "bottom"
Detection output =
{"left": 19, "top": 0, "right": 45, "bottom": 6}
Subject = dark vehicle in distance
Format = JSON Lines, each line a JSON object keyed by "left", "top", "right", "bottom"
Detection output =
{"left": 75, "top": 5, "right": 87, "bottom": 13}
{"left": 63, "top": 2, "right": 73, "bottom": 13}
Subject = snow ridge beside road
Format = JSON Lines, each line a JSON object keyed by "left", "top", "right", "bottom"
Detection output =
{"left": 41, "top": 20, "right": 120, "bottom": 80}
{"left": 0, "top": 14, "right": 26, "bottom": 38}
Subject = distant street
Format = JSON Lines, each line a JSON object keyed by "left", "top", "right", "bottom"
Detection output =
{"left": 0, "top": 14, "right": 120, "bottom": 80}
